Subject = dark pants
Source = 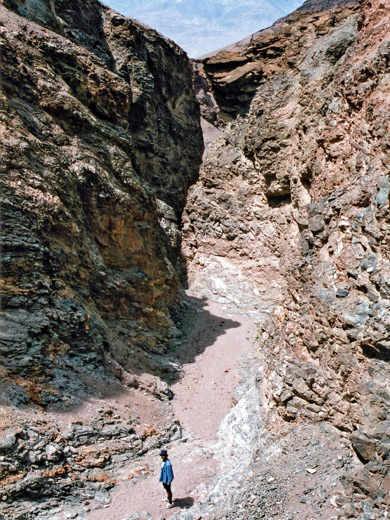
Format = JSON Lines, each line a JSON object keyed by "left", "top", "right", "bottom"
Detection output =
{"left": 162, "top": 482, "right": 172, "bottom": 503}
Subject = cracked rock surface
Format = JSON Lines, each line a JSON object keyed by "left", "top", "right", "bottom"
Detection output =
{"left": 184, "top": 0, "right": 390, "bottom": 517}
{"left": 3, "top": 0, "right": 390, "bottom": 518}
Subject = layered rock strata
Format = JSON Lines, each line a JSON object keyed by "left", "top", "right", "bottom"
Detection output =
{"left": 0, "top": 0, "right": 202, "bottom": 403}
{"left": 3, "top": 0, "right": 390, "bottom": 517}
{"left": 194, "top": 0, "right": 358, "bottom": 122}
{"left": 186, "top": 2, "right": 359, "bottom": 310}
{"left": 0, "top": 2, "right": 201, "bottom": 516}
{"left": 184, "top": 0, "right": 390, "bottom": 516}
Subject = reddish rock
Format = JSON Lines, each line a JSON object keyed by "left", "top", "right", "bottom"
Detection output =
{"left": 185, "top": 0, "right": 390, "bottom": 515}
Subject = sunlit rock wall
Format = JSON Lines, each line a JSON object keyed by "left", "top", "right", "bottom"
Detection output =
{"left": 184, "top": 0, "right": 390, "bottom": 514}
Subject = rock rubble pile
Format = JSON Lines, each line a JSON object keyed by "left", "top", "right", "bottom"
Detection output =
{"left": 1, "top": 400, "right": 181, "bottom": 519}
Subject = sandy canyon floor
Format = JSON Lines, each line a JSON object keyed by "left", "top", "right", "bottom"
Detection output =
{"left": 86, "top": 294, "right": 257, "bottom": 520}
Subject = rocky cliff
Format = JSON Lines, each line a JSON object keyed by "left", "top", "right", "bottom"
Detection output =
{"left": 187, "top": 1, "right": 359, "bottom": 307}
{"left": 3, "top": 0, "right": 390, "bottom": 518}
{"left": 0, "top": 2, "right": 201, "bottom": 516}
{"left": 1, "top": 0, "right": 202, "bottom": 405}
{"left": 185, "top": 0, "right": 390, "bottom": 517}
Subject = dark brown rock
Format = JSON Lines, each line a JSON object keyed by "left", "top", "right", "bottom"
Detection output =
{"left": 194, "top": 0, "right": 358, "bottom": 122}
{"left": 4, "top": 0, "right": 390, "bottom": 517}
{"left": 0, "top": 0, "right": 202, "bottom": 404}
{"left": 351, "top": 430, "right": 378, "bottom": 463}
{"left": 0, "top": 3, "right": 199, "bottom": 512}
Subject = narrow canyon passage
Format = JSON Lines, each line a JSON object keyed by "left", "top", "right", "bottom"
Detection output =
{"left": 171, "top": 297, "right": 256, "bottom": 442}
{"left": 5, "top": 1, "right": 390, "bottom": 519}
{"left": 87, "top": 296, "right": 258, "bottom": 520}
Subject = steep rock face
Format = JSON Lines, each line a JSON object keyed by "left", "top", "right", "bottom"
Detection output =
{"left": 185, "top": 2, "right": 359, "bottom": 310}
{"left": 0, "top": 0, "right": 202, "bottom": 406}
{"left": 0, "top": 2, "right": 201, "bottom": 517}
{"left": 184, "top": 0, "right": 390, "bottom": 515}
{"left": 194, "top": 0, "right": 358, "bottom": 122}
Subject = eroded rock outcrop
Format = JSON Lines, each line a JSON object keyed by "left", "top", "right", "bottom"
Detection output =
{"left": 194, "top": 0, "right": 358, "bottom": 123}
{"left": 4, "top": 0, "right": 390, "bottom": 517}
{"left": 184, "top": 0, "right": 390, "bottom": 517}
{"left": 0, "top": 2, "right": 201, "bottom": 516}
{"left": 0, "top": 0, "right": 202, "bottom": 404}
{"left": 186, "top": 2, "right": 359, "bottom": 310}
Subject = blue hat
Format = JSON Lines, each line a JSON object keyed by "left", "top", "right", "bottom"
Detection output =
{"left": 160, "top": 449, "right": 168, "bottom": 456}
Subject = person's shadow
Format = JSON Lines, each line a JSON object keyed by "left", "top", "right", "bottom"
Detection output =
{"left": 173, "top": 496, "right": 194, "bottom": 509}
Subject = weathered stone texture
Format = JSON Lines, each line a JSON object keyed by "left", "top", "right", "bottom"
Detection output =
{"left": 185, "top": 4, "right": 359, "bottom": 310}
{"left": 195, "top": 0, "right": 358, "bottom": 122}
{"left": 4, "top": 0, "right": 390, "bottom": 517}
{"left": 184, "top": 0, "right": 390, "bottom": 515}
{"left": 0, "top": 0, "right": 202, "bottom": 404}
{"left": 0, "top": 2, "right": 201, "bottom": 516}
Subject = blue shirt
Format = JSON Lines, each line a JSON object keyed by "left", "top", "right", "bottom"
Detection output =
{"left": 159, "top": 459, "right": 174, "bottom": 484}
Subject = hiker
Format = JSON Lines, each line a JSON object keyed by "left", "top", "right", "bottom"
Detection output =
{"left": 159, "top": 449, "right": 174, "bottom": 508}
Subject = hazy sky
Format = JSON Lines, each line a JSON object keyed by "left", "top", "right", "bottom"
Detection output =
{"left": 102, "top": 0, "right": 304, "bottom": 57}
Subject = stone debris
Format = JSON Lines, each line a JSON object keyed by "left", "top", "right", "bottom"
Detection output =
{"left": 0, "top": 409, "right": 182, "bottom": 519}
{"left": 3, "top": 0, "right": 390, "bottom": 519}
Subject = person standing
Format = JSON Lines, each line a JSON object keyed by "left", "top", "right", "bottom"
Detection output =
{"left": 159, "top": 449, "right": 174, "bottom": 508}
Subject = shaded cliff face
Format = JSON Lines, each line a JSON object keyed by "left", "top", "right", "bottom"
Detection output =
{"left": 0, "top": 0, "right": 202, "bottom": 406}
{"left": 184, "top": 0, "right": 390, "bottom": 515}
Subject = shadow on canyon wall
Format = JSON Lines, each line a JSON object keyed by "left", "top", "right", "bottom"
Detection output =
{"left": 157, "top": 295, "right": 241, "bottom": 384}
{"left": 0, "top": 295, "right": 240, "bottom": 411}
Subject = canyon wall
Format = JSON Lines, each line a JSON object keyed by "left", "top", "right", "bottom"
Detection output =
{"left": 0, "top": 2, "right": 203, "bottom": 516}
{"left": 185, "top": 0, "right": 390, "bottom": 517}
{"left": 186, "top": 1, "right": 359, "bottom": 311}
{"left": 3, "top": 0, "right": 390, "bottom": 517}
{"left": 0, "top": 0, "right": 202, "bottom": 407}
